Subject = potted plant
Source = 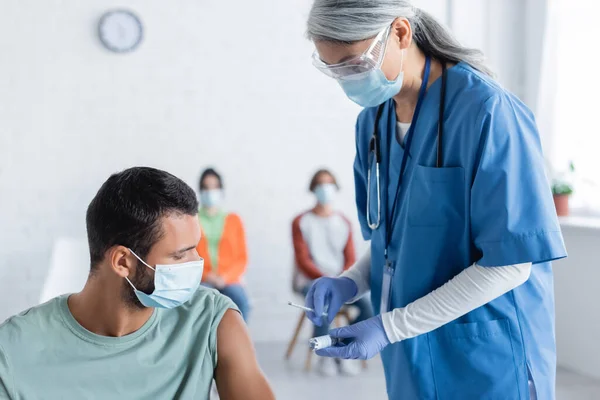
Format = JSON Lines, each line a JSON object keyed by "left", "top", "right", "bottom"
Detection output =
{"left": 552, "top": 162, "right": 575, "bottom": 216}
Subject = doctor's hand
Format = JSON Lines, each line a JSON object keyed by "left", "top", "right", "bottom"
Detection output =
{"left": 316, "top": 315, "right": 391, "bottom": 360}
{"left": 305, "top": 277, "right": 358, "bottom": 326}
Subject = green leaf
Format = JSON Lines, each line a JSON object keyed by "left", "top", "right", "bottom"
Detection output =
{"left": 552, "top": 182, "right": 573, "bottom": 195}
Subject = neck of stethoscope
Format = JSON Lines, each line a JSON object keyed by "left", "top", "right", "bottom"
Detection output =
{"left": 375, "top": 62, "right": 448, "bottom": 167}
{"left": 366, "top": 56, "right": 448, "bottom": 232}
{"left": 393, "top": 57, "right": 444, "bottom": 112}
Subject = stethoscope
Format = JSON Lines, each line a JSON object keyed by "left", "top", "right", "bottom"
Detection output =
{"left": 366, "top": 58, "right": 448, "bottom": 231}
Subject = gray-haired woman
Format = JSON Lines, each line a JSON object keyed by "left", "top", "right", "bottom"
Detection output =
{"left": 303, "top": 1, "right": 566, "bottom": 399}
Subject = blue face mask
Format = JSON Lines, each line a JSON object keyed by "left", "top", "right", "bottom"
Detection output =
{"left": 200, "top": 189, "right": 223, "bottom": 208}
{"left": 127, "top": 249, "right": 204, "bottom": 309}
{"left": 314, "top": 183, "right": 337, "bottom": 205}
{"left": 338, "top": 51, "right": 405, "bottom": 108}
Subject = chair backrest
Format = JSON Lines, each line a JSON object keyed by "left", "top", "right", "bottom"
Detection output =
{"left": 39, "top": 238, "right": 90, "bottom": 304}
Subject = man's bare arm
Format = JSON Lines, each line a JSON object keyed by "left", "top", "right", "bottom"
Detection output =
{"left": 214, "top": 310, "right": 275, "bottom": 400}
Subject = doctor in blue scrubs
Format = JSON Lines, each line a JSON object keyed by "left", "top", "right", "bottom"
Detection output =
{"left": 303, "top": 1, "right": 567, "bottom": 399}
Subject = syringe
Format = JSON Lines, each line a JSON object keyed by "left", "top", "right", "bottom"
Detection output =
{"left": 287, "top": 301, "right": 328, "bottom": 317}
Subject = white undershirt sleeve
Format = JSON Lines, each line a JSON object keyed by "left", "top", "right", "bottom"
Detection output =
{"left": 381, "top": 262, "right": 532, "bottom": 343}
{"left": 339, "top": 245, "right": 371, "bottom": 302}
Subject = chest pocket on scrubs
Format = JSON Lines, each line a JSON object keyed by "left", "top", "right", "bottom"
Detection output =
{"left": 408, "top": 165, "right": 465, "bottom": 227}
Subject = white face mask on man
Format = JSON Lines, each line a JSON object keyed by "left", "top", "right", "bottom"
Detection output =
{"left": 126, "top": 249, "right": 204, "bottom": 309}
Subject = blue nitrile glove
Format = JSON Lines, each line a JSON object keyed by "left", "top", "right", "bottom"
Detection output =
{"left": 305, "top": 277, "right": 358, "bottom": 326}
{"left": 315, "top": 315, "right": 391, "bottom": 360}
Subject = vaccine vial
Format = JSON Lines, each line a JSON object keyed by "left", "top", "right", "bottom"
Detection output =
{"left": 308, "top": 335, "right": 340, "bottom": 350}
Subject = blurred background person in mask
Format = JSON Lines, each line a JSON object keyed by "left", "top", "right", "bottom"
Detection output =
{"left": 291, "top": 169, "right": 373, "bottom": 376}
{"left": 197, "top": 168, "right": 251, "bottom": 322}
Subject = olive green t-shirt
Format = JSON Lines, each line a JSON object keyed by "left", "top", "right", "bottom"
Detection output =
{"left": 0, "top": 288, "right": 236, "bottom": 399}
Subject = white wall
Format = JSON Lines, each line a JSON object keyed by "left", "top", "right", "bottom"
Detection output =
{"left": 449, "top": 0, "right": 526, "bottom": 100}
{"left": 0, "top": 0, "right": 525, "bottom": 341}
{"left": 524, "top": 0, "right": 548, "bottom": 111}
{"left": 554, "top": 219, "right": 600, "bottom": 380}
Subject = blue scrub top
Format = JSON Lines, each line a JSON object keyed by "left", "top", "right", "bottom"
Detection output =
{"left": 354, "top": 62, "right": 566, "bottom": 400}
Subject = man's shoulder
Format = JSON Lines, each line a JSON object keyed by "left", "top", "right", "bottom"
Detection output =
{"left": 0, "top": 296, "right": 65, "bottom": 351}
{"left": 176, "top": 287, "right": 238, "bottom": 326}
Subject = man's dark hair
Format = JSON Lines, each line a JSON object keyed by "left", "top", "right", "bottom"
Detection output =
{"left": 198, "top": 168, "right": 223, "bottom": 191}
{"left": 86, "top": 167, "right": 199, "bottom": 271}
{"left": 309, "top": 168, "right": 339, "bottom": 192}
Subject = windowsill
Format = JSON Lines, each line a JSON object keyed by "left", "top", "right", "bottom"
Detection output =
{"left": 559, "top": 215, "right": 600, "bottom": 231}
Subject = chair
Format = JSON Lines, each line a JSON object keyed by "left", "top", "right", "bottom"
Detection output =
{"left": 40, "top": 238, "right": 90, "bottom": 304}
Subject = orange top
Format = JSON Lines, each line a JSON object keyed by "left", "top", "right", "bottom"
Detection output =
{"left": 197, "top": 213, "right": 248, "bottom": 285}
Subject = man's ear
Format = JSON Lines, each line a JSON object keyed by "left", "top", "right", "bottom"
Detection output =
{"left": 108, "top": 246, "right": 137, "bottom": 279}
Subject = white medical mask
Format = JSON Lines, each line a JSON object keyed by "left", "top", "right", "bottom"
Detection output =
{"left": 200, "top": 189, "right": 223, "bottom": 208}
{"left": 338, "top": 50, "right": 405, "bottom": 108}
{"left": 314, "top": 183, "right": 337, "bottom": 205}
{"left": 126, "top": 249, "right": 204, "bottom": 309}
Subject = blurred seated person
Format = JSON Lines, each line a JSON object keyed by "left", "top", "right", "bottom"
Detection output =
{"left": 197, "top": 168, "right": 250, "bottom": 322}
{"left": 291, "top": 169, "right": 373, "bottom": 376}
{"left": 0, "top": 167, "right": 274, "bottom": 400}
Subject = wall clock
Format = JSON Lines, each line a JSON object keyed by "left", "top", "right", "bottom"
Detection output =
{"left": 98, "top": 10, "right": 143, "bottom": 53}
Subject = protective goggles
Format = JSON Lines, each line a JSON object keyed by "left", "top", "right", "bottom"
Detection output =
{"left": 312, "top": 25, "right": 392, "bottom": 81}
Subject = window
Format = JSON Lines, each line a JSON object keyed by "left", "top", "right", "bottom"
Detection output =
{"left": 552, "top": 0, "right": 600, "bottom": 213}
